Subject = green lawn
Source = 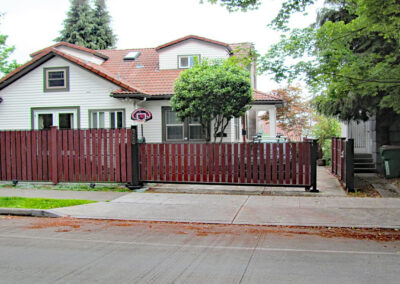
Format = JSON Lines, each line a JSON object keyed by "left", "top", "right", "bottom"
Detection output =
{"left": 0, "top": 197, "right": 96, "bottom": 209}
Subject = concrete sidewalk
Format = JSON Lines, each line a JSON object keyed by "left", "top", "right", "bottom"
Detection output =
{"left": 47, "top": 192, "right": 400, "bottom": 229}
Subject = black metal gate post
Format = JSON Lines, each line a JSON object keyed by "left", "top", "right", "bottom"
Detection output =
{"left": 309, "top": 139, "right": 319, "bottom": 192}
{"left": 345, "top": 138, "right": 355, "bottom": 192}
{"left": 127, "top": 126, "right": 143, "bottom": 190}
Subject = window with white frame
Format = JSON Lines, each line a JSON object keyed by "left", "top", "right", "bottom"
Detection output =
{"left": 90, "top": 110, "right": 124, "bottom": 129}
{"left": 178, "top": 55, "right": 200, "bottom": 69}
{"left": 162, "top": 107, "right": 206, "bottom": 142}
{"left": 44, "top": 67, "right": 69, "bottom": 92}
{"left": 33, "top": 108, "right": 78, "bottom": 130}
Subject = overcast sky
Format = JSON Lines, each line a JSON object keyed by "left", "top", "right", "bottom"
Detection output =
{"left": 1, "top": 0, "right": 322, "bottom": 91}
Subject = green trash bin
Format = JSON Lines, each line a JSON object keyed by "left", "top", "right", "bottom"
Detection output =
{"left": 380, "top": 145, "right": 400, "bottom": 178}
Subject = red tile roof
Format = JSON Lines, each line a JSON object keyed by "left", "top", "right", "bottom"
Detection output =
{"left": 254, "top": 90, "right": 282, "bottom": 101}
{"left": 156, "top": 35, "right": 231, "bottom": 51}
{"left": 1, "top": 36, "right": 278, "bottom": 103}
{"left": 30, "top": 42, "right": 109, "bottom": 59}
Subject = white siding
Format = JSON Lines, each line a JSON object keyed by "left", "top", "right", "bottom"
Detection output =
{"left": 158, "top": 39, "right": 230, "bottom": 70}
{"left": 0, "top": 56, "right": 136, "bottom": 130}
{"left": 56, "top": 46, "right": 105, "bottom": 65}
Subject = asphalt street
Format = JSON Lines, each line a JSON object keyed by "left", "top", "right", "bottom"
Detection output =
{"left": 0, "top": 217, "right": 399, "bottom": 284}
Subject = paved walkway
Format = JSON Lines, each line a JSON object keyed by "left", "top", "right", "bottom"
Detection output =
{"left": 356, "top": 173, "right": 400, "bottom": 198}
{"left": 46, "top": 193, "right": 400, "bottom": 229}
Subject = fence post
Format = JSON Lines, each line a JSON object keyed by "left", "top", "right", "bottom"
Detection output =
{"left": 127, "top": 126, "right": 142, "bottom": 189}
{"left": 345, "top": 138, "right": 355, "bottom": 192}
{"left": 50, "top": 126, "right": 58, "bottom": 185}
{"left": 310, "top": 139, "right": 319, "bottom": 192}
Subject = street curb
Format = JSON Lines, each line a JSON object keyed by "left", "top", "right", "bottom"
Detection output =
{"left": 0, "top": 208, "right": 62, "bottom": 218}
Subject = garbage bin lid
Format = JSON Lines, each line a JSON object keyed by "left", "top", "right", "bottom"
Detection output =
{"left": 380, "top": 145, "right": 400, "bottom": 150}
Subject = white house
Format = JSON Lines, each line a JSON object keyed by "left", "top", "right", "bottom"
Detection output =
{"left": 0, "top": 35, "right": 283, "bottom": 142}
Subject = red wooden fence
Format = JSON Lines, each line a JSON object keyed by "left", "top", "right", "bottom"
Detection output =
{"left": 139, "top": 142, "right": 313, "bottom": 187}
{"left": 331, "top": 137, "right": 354, "bottom": 192}
{"left": 0, "top": 127, "right": 132, "bottom": 184}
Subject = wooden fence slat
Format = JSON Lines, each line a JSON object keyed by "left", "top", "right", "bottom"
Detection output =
{"left": 208, "top": 144, "right": 214, "bottom": 182}
{"left": 153, "top": 143, "right": 159, "bottom": 181}
{"left": 240, "top": 143, "right": 245, "bottom": 183}
{"left": 285, "top": 143, "right": 290, "bottom": 184}
{"left": 259, "top": 143, "right": 264, "bottom": 184}
{"left": 44, "top": 131, "right": 49, "bottom": 180}
{"left": 115, "top": 129, "right": 121, "bottom": 182}
{"left": 252, "top": 143, "right": 258, "bottom": 183}
{"left": 265, "top": 143, "right": 271, "bottom": 184}
{"left": 26, "top": 132, "right": 32, "bottom": 181}
{"left": 227, "top": 144, "right": 232, "bottom": 183}
{"left": 183, "top": 144, "right": 188, "bottom": 181}
{"left": 85, "top": 130, "right": 91, "bottom": 182}
{"left": 214, "top": 144, "right": 220, "bottom": 183}
{"left": 190, "top": 144, "right": 195, "bottom": 182}
{"left": 298, "top": 142, "right": 303, "bottom": 185}
{"left": 120, "top": 130, "right": 126, "bottom": 182}
{"left": 66, "top": 130, "right": 72, "bottom": 182}
{"left": 159, "top": 143, "right": 164, "bottom": 181}
{"left": 146, "top": 143, "right": 152, "bottom": 181}
{"left": 74, "top": 130, "right": 80, "bottom": 181}
{"left": 278, "top": 143, "right": 284, "bottom": 184}
{"left": 171, "top": 144, "right": 176, "bottom": 181}
{"left": 140, "top": 144, "right": 146, "bottom": 181}
{"left": 177, "top": 144, "right": 182, "bottom": 182}
{"left": 202, "top": 144, "right": 207, "bottom": 182}
{"left": 6, "top": 132, "right": 12, "bottom": 180}
{"left": 291, "top": 143, "right": 297, "bottom": 184}
{"left": 16, "top": 131, "right": 22, "bottom": 180}
{"left": 31, "top": 131, "right": 37, "bottom": 181}
{"left": 272, "top": 143, "right": 277, "bottom": 184}
{"left": 221, "top": 144, "right": 226, "bottom": 183}
{"left": 109, "top": 130, "right": 114, "bottom": 182}
{"left": 126, "top": 129, "right": 132, "bottom": 183}
{"left": 246, "top": 143, "right": 251, "bottom": 183}
{"left": 0, "top": 133, "right": 6, "bottom": 180}
{"left": 79, "top": 130, "right": 85, "bottom": 182}
{"left": 233, "top": 143, "right": 239, "bottom": 183}
{"left": 196, "top": 144, "right": 201, "bottom": 182}
{"left": 96, "top": 130, "right": 102, "bottom": 181}
{"left": 37, "top": 131, "right": 43, "bottom": 181}
{"left": 165, "top": 144, "right": 170, "bottom": 181}
{"left": 21, "top": 132, "right": 27, "bottom": 181}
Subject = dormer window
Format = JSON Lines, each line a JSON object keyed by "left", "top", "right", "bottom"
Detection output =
{"left": 178, "top": 55, "right": 200, "bottom": 69}
{"left": 44, "top": 67, "right": 69, "bottom": 92}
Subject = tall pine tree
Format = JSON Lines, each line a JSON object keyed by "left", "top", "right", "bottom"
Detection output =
{"left": 92, "top": 0, "right": 116, "bottom": 49}
{"left": 56, "top": 0, "right": 116, "bottom": 49}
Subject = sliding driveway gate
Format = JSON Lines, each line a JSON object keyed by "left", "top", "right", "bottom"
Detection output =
{"left": 139, "top": 141, "right": 318, "bottom": 191}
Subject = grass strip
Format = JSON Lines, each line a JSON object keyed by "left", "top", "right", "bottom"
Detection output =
{"left": 0, "top": 197, "right": 96, "bottom": 209}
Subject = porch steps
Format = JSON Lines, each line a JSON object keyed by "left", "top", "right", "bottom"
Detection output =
{"left": 354, "top": 153, "right": 376, "bottom": 173}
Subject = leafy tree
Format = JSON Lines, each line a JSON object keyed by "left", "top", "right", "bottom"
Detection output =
{"left": 205, "top": 0, "right": 314, "bottom": 30}
{"left": 172, "top": 59, "right": 253, "bottom": 143}
{"left": 312, "top": 113, "right": 341, "bottom": 162}
{"left": 0, "top": 14, "right": 20, "bottom": 77}
{"left": 261, "top": 86, "right": 311, "bottom": 140}
{"left": 56, "top": 0, "right": 116, "bottom": 49}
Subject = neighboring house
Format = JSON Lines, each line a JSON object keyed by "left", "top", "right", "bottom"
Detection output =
{"left": 342, "top": 115, "right": 400, "bottom": 174}
{"left": 0, "top": 35, "right": 283, "bottom": 142}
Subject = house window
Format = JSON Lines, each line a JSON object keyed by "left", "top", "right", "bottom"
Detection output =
{"left": 44, "top": 67, "right": 69, "bottom": 92}
{"left": 32, "top": 108, "right": 79, "bottom": 130}
{"left": 162, "top": 107, "right": 206, "bottom": 142}
{"left": 90, "top": 110, "right": 124, "bottom": 129}
{"left": 178, "top": 55, "right": 200, "bottom": 69}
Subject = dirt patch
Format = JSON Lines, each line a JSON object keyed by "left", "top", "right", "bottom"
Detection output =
{"left": 18, "top": 217, "right": 400, "bottom": 242}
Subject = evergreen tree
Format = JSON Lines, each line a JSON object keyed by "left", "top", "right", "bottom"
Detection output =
{"left": 56, "top": 0, "right": 116, "bottom": 49}
{"left": 92, "top": 0, "right": 116, "bottom": 49}
{"left": 0, "top": 14, "right": 20, "bottom": 77}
